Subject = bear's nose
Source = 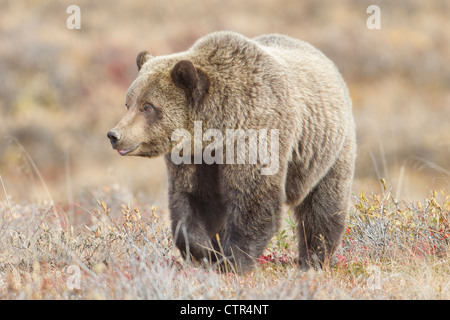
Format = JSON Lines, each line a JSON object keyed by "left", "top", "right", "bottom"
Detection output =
{"left": 107, "top": 129, "right": 122, "bottom": 147}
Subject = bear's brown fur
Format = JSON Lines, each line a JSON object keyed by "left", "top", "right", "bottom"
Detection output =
{"left": 108, "top": 31, "right": 356, "bottom": 273}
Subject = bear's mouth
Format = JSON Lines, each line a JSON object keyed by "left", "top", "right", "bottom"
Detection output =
{"left": 117, "top": 143, "right": 141, "bottom": 156}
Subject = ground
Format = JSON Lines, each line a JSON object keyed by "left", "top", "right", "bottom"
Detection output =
{"left": 0, "top": 183, "right": 449, "bottom": 299}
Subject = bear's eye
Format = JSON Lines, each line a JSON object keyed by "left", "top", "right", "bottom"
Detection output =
{"left": 143, "top": 103, "right": 155, "bottom": 112}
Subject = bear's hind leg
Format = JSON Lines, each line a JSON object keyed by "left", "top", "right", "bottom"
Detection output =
{"left": 294, "top": 149, "right": 354, "bottom": 270}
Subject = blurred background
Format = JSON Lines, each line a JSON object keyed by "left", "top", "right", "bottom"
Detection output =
{"left": 0, "top": 0, "right": 449, "bottom": 217}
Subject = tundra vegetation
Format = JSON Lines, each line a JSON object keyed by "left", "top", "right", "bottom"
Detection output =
{"left": 0, "top": 181, "right": 449, "bottom": 299}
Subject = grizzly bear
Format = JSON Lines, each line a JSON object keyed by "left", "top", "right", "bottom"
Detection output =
{"left": 107, "top": 31, "right": 356, "bottom": 274}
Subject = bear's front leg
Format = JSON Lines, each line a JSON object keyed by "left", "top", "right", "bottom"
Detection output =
{"left": 218, "top": 166, "right": 284, "bottom": 274}
{"left": 166, "top": 158, "right": 227, "bottom": 264}
{"left": 169, "top": 191, "right": 216, "bottom": 263}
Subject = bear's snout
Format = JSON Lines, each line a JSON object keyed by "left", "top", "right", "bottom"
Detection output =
{"left": 107, "top": 129, "right": 122, "bottom": 148}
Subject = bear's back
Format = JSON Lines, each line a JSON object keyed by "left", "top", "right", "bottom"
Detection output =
{"left": 253, "top": 34, "right": 340, "bottom": 79}
{"left": 253, "top": 33, "right": 320, "bottom": 55}
{"left": 254, "top": 33, "right": 351, "bottom": 115}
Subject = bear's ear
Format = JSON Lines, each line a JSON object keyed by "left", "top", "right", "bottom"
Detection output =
{"left": 171, "top": 60, "right": 209, "bottom": 106}
{"left": 136, "top": 51, "right": 152, "bottom": 71}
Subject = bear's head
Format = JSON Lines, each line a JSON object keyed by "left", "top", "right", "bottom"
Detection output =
{"left": 107, "top": 51, "right": 209, "bottom": 157}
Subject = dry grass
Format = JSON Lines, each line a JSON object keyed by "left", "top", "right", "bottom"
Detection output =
{"left": 0, "top": 183, "right": 449, "bottom": 300}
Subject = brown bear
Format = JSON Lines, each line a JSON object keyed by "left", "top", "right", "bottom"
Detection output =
{"left": 107, "top": 31, "right": 356, "bottom": 274}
